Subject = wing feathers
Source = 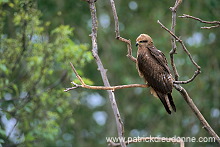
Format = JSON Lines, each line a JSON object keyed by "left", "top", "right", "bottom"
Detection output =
{"left": 156, "top": 91, "right": 176, "bottom": 114}
{"left": 147, "top": 46, "right": 170, "bottom": 73}
{"left": 156, "top": 91, "right": 171, "bottom": 114}
{"left": 168, "top": 93, "right": 176, "bottom": 112}
{"left": 137, "top": 45, "right": 176, "bottom": 114}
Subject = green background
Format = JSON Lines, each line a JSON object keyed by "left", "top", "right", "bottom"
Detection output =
{"left": 0, "top": 0, "right": 220, "bottom": 146}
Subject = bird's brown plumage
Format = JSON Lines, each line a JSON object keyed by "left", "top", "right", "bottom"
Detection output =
{"left": 136, "top": 34, "right": 176, "bottom": 114}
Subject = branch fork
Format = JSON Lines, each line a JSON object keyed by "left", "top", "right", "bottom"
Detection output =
{"left": 179, "top": 14, "right": 220, "bottom": 29}
{"left": 64, "top": 62, "right": 149, "bottom": 92}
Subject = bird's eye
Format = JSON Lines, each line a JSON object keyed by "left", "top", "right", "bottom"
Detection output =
{"left": 139, "top": 40, "right": 148, "bottom": 43}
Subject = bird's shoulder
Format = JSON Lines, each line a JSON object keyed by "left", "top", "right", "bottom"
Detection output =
{"left": 147, "top": 46, "right": 170, "bottom": 73}
{"left": 148, "top": 46, "right": 165, "bottom": 57}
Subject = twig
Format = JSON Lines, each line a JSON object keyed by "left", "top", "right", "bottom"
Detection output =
{"left": 118, "top": 37, "right": 137, "bottom": 63}
{"left": 179, "top": 14, "right": 220, "bottom": 29}
{"left": 169, "top": 0, "right": 181, "bottom": 80}
{"left": 179, "top": 14, "right": 220, "bottom": 24}
{"left": 64, "top": 62, "right": 148, "bottom": 92}
{"left": 157, "top": 20, "right": 201, "bottom": 84}
{"left": 64, "top": 62, "right": 149, "bottom": 92}
{"left": 201, "top": 25, "right": 220, "bottom": 29}
{"left": 86, "top": 0, "right": 126, "bottom": 146}
{"left": 108, "top": 0, "right": 137, "bottom": 63}
{"left": 108, "top": 137, "right": 184, "bottom": 147}
{"left": 65, "top": 81, "right": 149, "bottom": 91}
{"left": 174, "top": 84, "right": 220, "bottom": 144}
{"left": 109, "top": 0, "right": 120, "bottom": 38}
{"left": 173, "top": 70, "right": 200, "bottom": 84}
{"left": 65, "top": 82, "right": 148, "bottom": 92}
{"left": 69, "top": 62, "right": 85, "bottom": 85}
{"left": 170, "top": 0, "right": 182, "bottom": 12}
{"left": 158, "top": 13, "right": 220, "bottom": 144}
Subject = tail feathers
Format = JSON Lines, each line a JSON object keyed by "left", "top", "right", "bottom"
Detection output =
{"left": 156, "top": 92, "right": 171, "bottom": 114}
{"left": 168, "top": 93, "right": 176, "bottom": 112}
{"left": 156, "top": 92, "right": 176, "bottom": 114}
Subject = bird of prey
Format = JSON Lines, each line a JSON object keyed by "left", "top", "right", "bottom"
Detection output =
{"left": 136, "top": 34, "right": 176, "bottom": 114}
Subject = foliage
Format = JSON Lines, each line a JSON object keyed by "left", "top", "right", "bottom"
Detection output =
{"left": 0, "top": 0, "right": 92, "bottom": 146}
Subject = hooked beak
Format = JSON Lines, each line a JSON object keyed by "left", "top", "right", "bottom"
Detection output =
{"left": 136, "top": 42, "right": 139, "bottom": 47}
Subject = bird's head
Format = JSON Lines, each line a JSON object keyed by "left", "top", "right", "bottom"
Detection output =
{"left": 136, "top": 34, "right": 154, "bottom": 47}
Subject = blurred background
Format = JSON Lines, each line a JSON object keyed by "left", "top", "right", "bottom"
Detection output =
{"left": 0, "top": 0, "right": 220, "bottom": 146}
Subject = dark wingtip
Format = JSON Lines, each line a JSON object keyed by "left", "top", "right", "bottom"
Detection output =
{"left": 168, "top": 93, "right": 176, "bottom": 112}
{"left": 156, "top": 92, "right": 172, "bottom": 114}
{"left": 167, "top": 110, "right": 172, "bottom": 114}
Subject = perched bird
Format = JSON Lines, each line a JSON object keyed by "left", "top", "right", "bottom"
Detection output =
{"left": 136, "top": 34, "right": 176, "bottom": 114}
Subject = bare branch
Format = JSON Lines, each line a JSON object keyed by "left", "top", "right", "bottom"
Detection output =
{"left": 65, "top": 62, "right": 148, "bottom": 91}
{"left": 64, "top": 82, "right": 148, "bottom": 92}
{"left": 158, "top": 18, "right": 220, "bottom": 143}
{"left": 108, "top": 0, "right": 137, "bottom": 63}
{"left": 157, "top": 20, "right": 201, "bottom": 84}
{"left": 108, "top": 137, "right": 184, "bottom": 147}
{"left": 173, "top": 70, "right": 200, "bottom": 84}
{"left": 69, "top": 62, "right": 85, "bottom": 85}
{"left": 169, "top": 0, "right": 181, "bottom": 80}
{"left": 179, "top": 14, "right": 220, "bottom": 29}
{"left": 109, "top": 0, "right": 120, "bottom": 38}
{"left": 179, "top": 14, "right": 220, "bottom": 24}
{"left": 201, "top": 25, "right": 220, "bottom": 29}
{"left": 118, "top": 37, "right": 137, "bottom": 63}
{"left": 170, "top": 0, "right": 182, "bottom": 12}
{"left": 174, "top": 84, "right": 220, "bottom": 144}
{"left": 87, "top": 1, "right": 126, "bottom": 146}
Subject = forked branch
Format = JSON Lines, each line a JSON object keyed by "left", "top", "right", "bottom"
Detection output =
{"left": 157, "top": 20, "right": 201, "bottom": 84}
{"left": 86, "top": 0, "right": 126, "bottom": 146}
{"left": 118, "top": 37, "right": 137, "bottom": 63}
{"left": 109, "top": 0, "right": 137, "bottom": 63}
{"left": 170, "top": 0, "right": 182, "bottom": 12}
{"left": 169, "top": 0, "right": 182, "bottom": 80}
{"left": 158, "top": 18, "right": 220, "bottom": 144}
{"left": 179, "top": 14, "right": 220, "bottom": 29}
{"left": 64, "top": 62, "right": 148, "bottom": 92}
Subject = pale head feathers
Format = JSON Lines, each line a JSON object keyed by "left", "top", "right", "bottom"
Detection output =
{"left": 136, "top": 34, "right": 154, "bottom": 47}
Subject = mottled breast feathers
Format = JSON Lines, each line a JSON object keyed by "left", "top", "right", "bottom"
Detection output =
{"left": 136, "top": 33, "right": 176, "bottom": 114}
{"left": 137, "top": 46, "right": 173, "bottom": 94}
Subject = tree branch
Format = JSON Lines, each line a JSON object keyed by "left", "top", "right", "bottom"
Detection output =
{"left": 157, "top": 20, "right": 201, "bottom": 84}
{"left": 109, "top": 0, "right": 120, "bottom": 38}
{"left": 118, "top": 37, "right": 137, "bottom": 63}
{"left": 170, "top": 0, "right": 182, "bottom": 12}
{"left": 169, "top": 0, "right": 181, "bottom": 80}
{"left": 65, "top": 82, "right": 148, "bottom": 92}
{"left": 64, "top": 62, "right": 148, "bottom": 92}
{"left": 108, "top": 0, "right": 137, "bottom": 63}
{"left": 174, "top": 84, "right": 220, "bottom": 144}
{"left": 173, "top": 70, "right": 201, "bottom": 84}
{"left": 158, "top": 14, "right": 220, "bottom": 144}
{"left": 108, "top": 137, "right": 184, "bottom": 147}
{"left": 86, "top": 1, "right": 126, "bottom": 146}
{"left": 179, "top": 14, "right": 220, "bottom": 29}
